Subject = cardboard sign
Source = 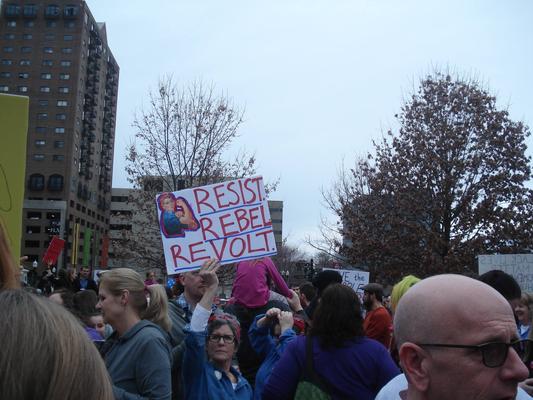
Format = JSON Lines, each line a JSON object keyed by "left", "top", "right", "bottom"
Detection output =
{"left": 323, "top": 268, "right": 370, "bottom": 301}
{"left": 42, "top": 236, "right": 65, "bottom": 266}
{"left": 156, "top": 176, "right": 277, "bottom": 274}
{"left": 478, "top": 254, "right": 533, "bottom": 293}
{"left": 0, "top": 94, "right": 29, "bottom": 262}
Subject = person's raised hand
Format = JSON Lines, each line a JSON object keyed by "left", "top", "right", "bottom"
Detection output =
{"left": 198, "top": 259, "right": 220, "bottom": 292}
{"left": 278, "top": 311, "right": 294, "bottom": 333}
{"left": 287, "top": 289, "right": 303, "bottom": 312}
{"left": 265, "top": 307, "right": 281, "bottom": 320}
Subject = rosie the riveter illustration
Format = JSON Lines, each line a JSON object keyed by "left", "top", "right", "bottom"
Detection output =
{"left": 158, "top": 192, "right": 199, "bottom": 238}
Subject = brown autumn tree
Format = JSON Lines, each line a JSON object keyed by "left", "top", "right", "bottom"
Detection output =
{"left": 330, "top": 72, "right": 533, "bottom": 284}
{"left": 113, "top": 77, "right": 266, "bottom": 273}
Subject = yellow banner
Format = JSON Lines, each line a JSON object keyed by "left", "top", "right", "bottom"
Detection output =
{"left": 0, "top": 94, "right": 29, "bottom": 262}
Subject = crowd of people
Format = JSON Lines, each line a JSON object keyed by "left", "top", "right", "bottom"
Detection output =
{"left": 2, "top": 221, "right": 533, "bottom": 399}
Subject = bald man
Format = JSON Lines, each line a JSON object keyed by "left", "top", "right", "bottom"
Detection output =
{"left": 376, "top": 274, "right": 530, "bottom": 400}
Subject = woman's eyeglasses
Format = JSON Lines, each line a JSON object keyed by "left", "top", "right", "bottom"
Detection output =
{"left": 418, "top": 339, "right": 532, "bottom": 368}
{"left": 208, "top": 334, "right": 235, "bottom": 344}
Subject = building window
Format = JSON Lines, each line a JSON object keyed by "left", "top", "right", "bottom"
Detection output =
{"left": 61, "top": 48, "right": 73, "bottom": 54}
{"left": 38, "top": 100, "right": 48, "bottom": 107}
{"left": 23, "top": 4, "right": 38, "bottom": 18}
{"left": 64, "top": 21, "right": 75, "bottom": 28}
{"left": 1, "top": 59, "right": 13, "bottom": 65}
{"left": 33, "top": 154, "right": 45, "bottom": 161}
{"left": 24, "top": 21, "right": 34, "bottom": 28}
{"left": 42, "top": 60, "right": 53, "bottom": 67}
{"left": 0, "top": 72, "right": 11, "bottom": 78}
{"left": 45, "top": 5, "right": 60, "bottom": 17}
{"left": 59, "top": 73, "right": 70, "bottom": 80}
{"left": 54, "top": 140, "right": 65, "bottom": 148}
{"left": 18, "top": 86, "right": 28, "bottom": 93}
{"left": 23, "top": 34, "right": 33, "bottom": 40}
{"left": 46, "top": 20, "right": 57, "bottom": 28}
{"left": 3, "top": 47, "right": 14, "bottom": 53}
{"left": 4, "top": 33, "right": 15, "bottom": 40}
{"left": 36, "top": 126, "right": 47, "bottom": 133}
{"left": 18, "top": 72, "right": 29, "bottom": 79}
{"left": 27, "top": 211, "right": 42, "bottom": 219}
{"left": 35, "top": 140, "right": 46, "bottom": 147}
{"left": 41, "top": 73, "right": 52, "bottom": 80}
{"left": 63, "top": 35, "right": 73, "bottom": 41}
{"left": 0, "top": 86, "right": 9, "bottom": 92}
{"left": 19, "top": 59, "right": 31, "bottom": 66}
{"left": 60, "top": 60, "right": 71, "bottom": 67}
{"left": 55, "top": 113, "right": 66, "bottom": 120}
{"left": 53, "top": 155, "right": 65, "bottom": 161}
{"left": 37, "top": 113, "right": 48, "bottom": 120}
{"left": 26, "top": 226, "right": 41, "bottom": 234}
{"left": 43, "top": 47, "right": 53, "bottom": 54}
{"left": 28, "top": 174, "right": 45, "bottom": 191}
{"left": 25, "top": 240, "right": 40, "bottom": 248}
{"left": 6, "top": 21, "right": 16, "bottom": 28}
{"left": 5, "top": 5, "right": 21, "bottom": 17}
{"left": 21, "top": 47, "right": 32, "bottom": 53}
{"left": 45, "top": 33, "right": 55, "bottom": 40}
{"left": 58, "top": 87, "right": 69, "bottom": 93}
{"left": 63, "top": 5, "right": 79, "bottom": 17}
{"left": 57, "top": 100, "right": 68, "bottom": 107}
{"left": 48, "top": 174, "right": 64, "bottom": 191}
{"left": 40, "top": 86, "right": 50, "bottom": 93}
{"left": 54, "top": 127, "right": 65, "bottom": 134}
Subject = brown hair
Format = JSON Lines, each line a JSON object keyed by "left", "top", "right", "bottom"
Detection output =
{"left": 99, "top": 268, "right": 171, "bottom": 331}
{"left": 0, "top": 222, "right": 19, "bottom": 290}
{"left": 309, "top": 283, "right": 364, "bottom": 348}
{"left": 0, "top": 290, "right": 113, "bottom": 399}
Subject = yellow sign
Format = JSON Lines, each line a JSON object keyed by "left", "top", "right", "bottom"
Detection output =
{"left": 0, "top": 94, "right": 29, "bottom": 262}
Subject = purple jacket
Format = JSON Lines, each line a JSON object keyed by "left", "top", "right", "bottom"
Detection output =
{"left": 231, "top": 257, "right": 291, "bottom": 308}
{"left": 262, "top": 335, "right": 400, "bottom": 400}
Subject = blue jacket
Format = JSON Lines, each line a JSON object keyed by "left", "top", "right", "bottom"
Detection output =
{"left": 104, "top": 320, "right": 172, "bottom": 400}
{"left": 248, "top": 314, "right": 296, "bottom": 400}
{"left": 183, "top": 329, "right": 253, "bottom": 400}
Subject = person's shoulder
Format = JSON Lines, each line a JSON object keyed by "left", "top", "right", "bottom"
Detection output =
{"left": 375, "top": 373, "right": 406, "bottom": 400}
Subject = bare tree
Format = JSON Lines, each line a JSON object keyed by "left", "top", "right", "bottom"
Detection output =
{"left": 324, "top": 72, "right": 533, "bottom": 284}
{"left": 113, "top": 77, "right": 268, "bottom": 272}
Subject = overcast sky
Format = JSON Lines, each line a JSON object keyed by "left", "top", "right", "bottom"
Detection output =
{"left": 87, "top": 0, "right": 533, "bottom": 255}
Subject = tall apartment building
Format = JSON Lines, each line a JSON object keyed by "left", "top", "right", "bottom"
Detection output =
{"left": 0, "top": 1, "right": 119, "bottom": 269}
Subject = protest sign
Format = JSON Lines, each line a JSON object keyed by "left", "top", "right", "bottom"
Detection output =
{"left": 42, "top": 236, "right": 65, "bottom": 266}
{"left": 323, "top": 268, "right": 369, "bottom": 300}
{"left": 478, "top": 254, "right": 533, "bottom": 293}
{"left": 156, "top": 176, "right": 277, "bottom": 274}
{"left": 0, "top": 94, "right": 29, "bottom": 262}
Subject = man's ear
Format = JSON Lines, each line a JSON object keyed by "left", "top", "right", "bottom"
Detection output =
{"left": 399, "top": 343, "right": 431, "bottom": 392}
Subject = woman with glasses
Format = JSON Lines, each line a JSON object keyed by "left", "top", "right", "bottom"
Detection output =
{"left": 183, "top": 259, "right": 253, "bottom": 400}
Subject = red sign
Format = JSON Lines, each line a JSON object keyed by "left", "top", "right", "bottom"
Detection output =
{"left": 42, "top": 236, "right": 65, "bottom": 266}
{"left": 100, "top": 235, "right": 109, "bottom": 268}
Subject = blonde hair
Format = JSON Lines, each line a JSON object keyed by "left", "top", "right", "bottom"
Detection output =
{"left": 0, "top": 290, "right": 113, "bottom": 399}
{"left": 100, "top": 268, "right": 171, "bottom": 331}
{"left": 0, "top": 222, "right": 19, "bottom": 290}
{"left": 390, "top": 275, "right": 420, "bottom": 313}
{"left": 143, "top": 284, "right": 171, "bottom": 332}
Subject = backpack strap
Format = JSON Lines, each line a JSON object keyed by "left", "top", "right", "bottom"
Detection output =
{"left": 303, "top": 336, "right": 349, "bottom": 399}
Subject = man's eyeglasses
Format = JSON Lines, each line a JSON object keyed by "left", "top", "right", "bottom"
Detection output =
{"left": 208, "top": 334, "right": 235, "bottom": 344}
{"left": 418, "top": 339, "right": 532, "bottom": 368}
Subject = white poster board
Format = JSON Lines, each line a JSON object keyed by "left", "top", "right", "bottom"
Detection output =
{"left": 156, "top": 176, "right": 277, "bottom": 274}
{"left": 323, "top": 268, "right": 370, "bottom": 301}
{"left": 478, "top": 254, "right": 533, "bottom": 293}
